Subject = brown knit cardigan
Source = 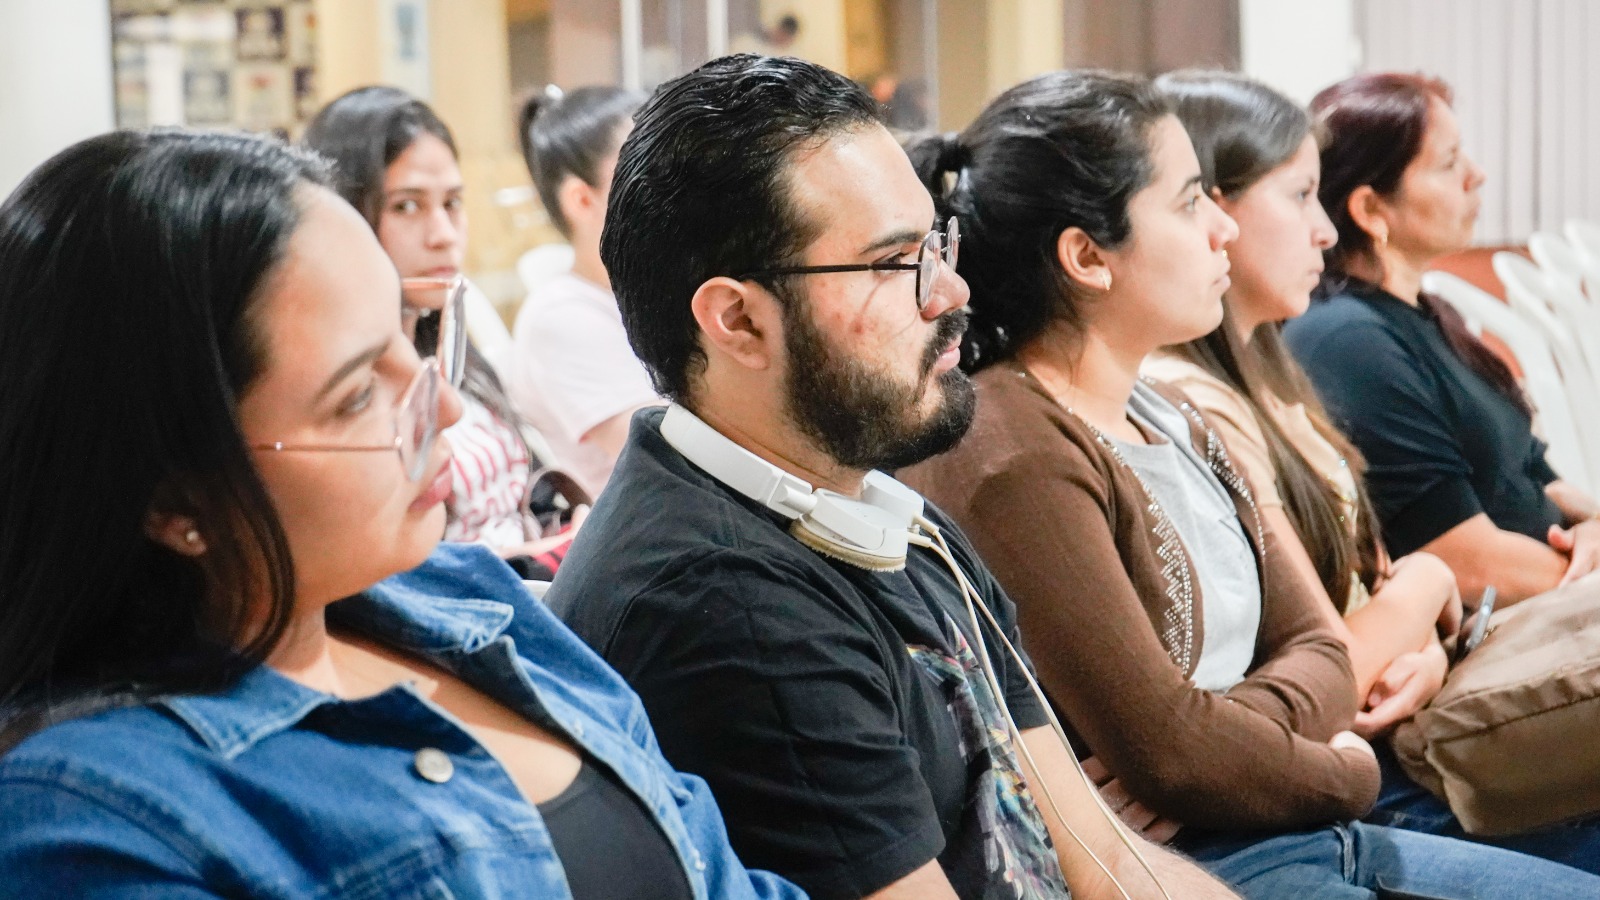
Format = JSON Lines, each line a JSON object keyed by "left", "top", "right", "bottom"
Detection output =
{"left": 899, "top": 364, "right": 1380, "bottom": 833}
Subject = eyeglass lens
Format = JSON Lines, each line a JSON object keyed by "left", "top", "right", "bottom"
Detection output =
{"left": 401, "top": 277, "right": 468, "bottom": 389}
{"left": 439, "top": 280, "right": 467, "bottom": 388}
{"left": 396, "top": 357, "right": 441, "bottom": 482}
{"left": 917, "top": 217, "right": 961, "bottom": 310}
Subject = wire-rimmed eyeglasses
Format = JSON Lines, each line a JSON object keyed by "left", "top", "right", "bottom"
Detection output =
{"left": 736, "top": 217, "right": 959, "bottom": 311}
{"left": 248, "top": 276, "right": 467, "bottom": 482}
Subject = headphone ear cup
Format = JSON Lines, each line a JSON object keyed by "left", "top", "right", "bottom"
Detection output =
{"left": 790, "top": 518, "right": 906, "bottom": 572}
{"left": 659, "top": 404, "right": 920, "bottom": 572}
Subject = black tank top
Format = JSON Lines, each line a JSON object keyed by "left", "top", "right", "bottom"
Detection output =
{"left": 536, "top": 759, "right": 695, "bottom": 900}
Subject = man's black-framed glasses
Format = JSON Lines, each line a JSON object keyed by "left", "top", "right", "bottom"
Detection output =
{"left": 738, "top": 217, "right": 959, "bottom": 311}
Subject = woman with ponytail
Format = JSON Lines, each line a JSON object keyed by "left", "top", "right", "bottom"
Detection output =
{"left": 1143, "top": 71, "right": 1459, "bottom": 740}
{"left": 898, "top": 70, "right": 1600, "bottom": 896}
{"left": 1285, "top": 73, "right": 1600, "bottom": 607}
{"left": 507, "top": 85, "right": 653, "bottom": 497}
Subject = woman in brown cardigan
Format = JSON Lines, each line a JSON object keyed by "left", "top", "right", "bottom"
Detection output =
{"left": 898, "top": 70, "right": 1599, "bottom": 898}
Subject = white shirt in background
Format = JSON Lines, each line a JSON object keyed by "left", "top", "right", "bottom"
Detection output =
{"left": 507, "top": 272, "right": 658, "bottom": 497}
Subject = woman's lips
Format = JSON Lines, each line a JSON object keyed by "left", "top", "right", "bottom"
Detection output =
{"left": 410, "top": 460, "right": 453, "bottom": 512}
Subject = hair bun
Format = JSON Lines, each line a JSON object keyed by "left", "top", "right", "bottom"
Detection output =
{"left": 935, "top": 132, "right": 970, "bottom": 173}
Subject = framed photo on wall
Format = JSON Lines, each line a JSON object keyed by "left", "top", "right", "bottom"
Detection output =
{"left": 109, "top": 0, "right": 319, "bottom": 137}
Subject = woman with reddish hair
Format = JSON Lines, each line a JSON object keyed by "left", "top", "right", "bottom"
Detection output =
{"left": 1286, "top": 73, "right": 1600, "bottom": 609}
{"left": 1286, "top": 73, "right": 1600, "bottom": 873}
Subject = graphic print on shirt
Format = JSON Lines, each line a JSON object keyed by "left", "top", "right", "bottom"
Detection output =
{"left": 907, "top": 614, "right": 1068, "bottom": 899}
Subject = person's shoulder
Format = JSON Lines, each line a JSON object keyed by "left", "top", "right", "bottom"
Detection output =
{"left": 522, "top": 274, "right": 614, "bottom": 317}
{"left": 514, "top": 276, "right": 623, "bottom": 340}
{"left": 903, "top": 366, "right": 1115, "bottom": 522}
{"left": 1, "top": 702, "right": 210, "bottom": 802}
{"left": 938, "top": 365, "right": 1101, "bottom": 466}
{"left": 547, "top": 416, "right": 850, "bottom": 632}
{"left": 0, "top": 706, "right": 221, "bottom": 877}
{"left": 1287, "top": 290, "right": 1398, "bottom": 351}
{"left": 1142, "top": 357, "right": 1263, "bottom": 442}
{"left": 1141, "top": 352, "right": 1229, "bottom": 396}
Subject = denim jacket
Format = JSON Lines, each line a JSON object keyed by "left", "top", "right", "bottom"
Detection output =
{"left": 0, "top": 544, "right": 805, "bottom": 900}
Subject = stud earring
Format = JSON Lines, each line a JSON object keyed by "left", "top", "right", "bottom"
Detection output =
{"left": 1376, "top": 229, "right": 1388, "bottom": 248}
{"left": 1101, "top": 273, "right": 1113, "bottom": 291}
{"left": 184, "top": 528, "right": 202, "bottom": 546}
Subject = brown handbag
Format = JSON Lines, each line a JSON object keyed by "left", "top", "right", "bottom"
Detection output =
{"left": 1391, "top": 577, "right": 1600, "bottom": 834}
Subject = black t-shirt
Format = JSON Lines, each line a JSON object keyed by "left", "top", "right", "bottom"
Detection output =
{"left": 547, "top": 408, "right": 1054, "bottom": 900}
{"left": 1285, "top": 280, "right": 1563, "bottom": 557}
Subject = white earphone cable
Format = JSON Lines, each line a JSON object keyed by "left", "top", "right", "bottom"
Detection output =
{"left": 911, "top": 516, "right": 1173, "bottom": 900}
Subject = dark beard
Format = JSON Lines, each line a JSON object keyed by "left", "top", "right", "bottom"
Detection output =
{"left": 782, "top": 298, "right": 976, "bottom": 473}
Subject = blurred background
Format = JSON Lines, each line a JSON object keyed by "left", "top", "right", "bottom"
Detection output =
{"left": 2, "top": 0, "right": 1597, "bottom": 315}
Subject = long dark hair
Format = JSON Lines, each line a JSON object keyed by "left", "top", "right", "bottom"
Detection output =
{"left": 0, "top": 131, "right": 326, "bottom": 750}
{"left": 517, "top": 85, "right": 644, "bottom": 238}
{"left": 905, "top": 70, "right": 1172, "bottom": 371}
{"left": 303, "top": 86, "right": 528, "bottom": 456}
{"left": 1312, "top": 72, "right": 1529, "bottom": 417}
{"left": 1157, "top": 71, "right": 1382, "bottom": 607}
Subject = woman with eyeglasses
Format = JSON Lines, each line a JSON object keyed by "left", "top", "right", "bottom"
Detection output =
{"left": 0, "top": 129, "right": 802, "bottom": 899}
{"left": 896, "top": 70, "right": 1600, "bottom": 897}
{"left": 304, "top": 87, "right": 584, "bottom": 581}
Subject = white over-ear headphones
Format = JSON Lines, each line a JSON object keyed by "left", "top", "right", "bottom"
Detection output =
{"left": 660, "top": 403, "right": 926, "bottom": 571}
{"left": 658, "top": 402, "right": 1169, "bottom": 899}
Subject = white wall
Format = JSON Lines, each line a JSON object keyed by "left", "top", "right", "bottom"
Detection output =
{"left": 1239, "top": 0, "right": 1357, "bottom": 105}
{"left": 0, "top": 0, "right": 116, "bottom": 200}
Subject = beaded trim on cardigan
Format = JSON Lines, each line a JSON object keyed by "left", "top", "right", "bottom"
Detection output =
{"left": 1074, "top": 417, "right": 1198, "bottom": 673}
{"left": 1025, "top": 369, "right": 1267, "bottom": 676}
{"left": 1175, "top": 395, "right": 1266, "bottom": 571}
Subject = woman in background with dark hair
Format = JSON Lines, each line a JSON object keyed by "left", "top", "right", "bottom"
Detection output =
{"left": 0, "top": 129, "right": 800, "bottom": 899}
{"left": 1286, "top": 73, "right": 1600, "bottom": 606}
{"left": 1143, "top": 71, "right": 1458, "bottom": 739}
{"left": 506, "top": 85, "right": 655, "bottom": 497}
{"left": 305, "top": 86, "right": 580, "bottom": 578}
{"left": 898, "top": 69, "right": 1600, "bottom": 897}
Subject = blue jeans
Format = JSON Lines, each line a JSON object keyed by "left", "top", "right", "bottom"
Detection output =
{"left": 1174, "top": 820, "right": 1600, "bottom": 899}
{"left": 1366, "top": 741, "right": 1600, "bottom": 875}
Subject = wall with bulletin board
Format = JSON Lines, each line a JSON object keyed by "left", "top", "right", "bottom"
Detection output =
{"left": 109, "top": 0, "right": 319, "bottom": 139}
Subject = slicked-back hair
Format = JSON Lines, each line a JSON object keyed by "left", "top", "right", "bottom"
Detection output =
{"left": 600, "top": 54, "right": 884, "bottom": 403}
{"left": 905, "top": 70, "right": 1171, "bottom": 370}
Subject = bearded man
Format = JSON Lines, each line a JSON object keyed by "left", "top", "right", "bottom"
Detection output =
{"left": 546, "top": 54, "right": 1236, "bottom": 900}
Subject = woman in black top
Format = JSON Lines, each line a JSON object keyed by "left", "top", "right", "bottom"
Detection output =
{"left": 1285, "top": 72, "right": 1600, "bottom": 606}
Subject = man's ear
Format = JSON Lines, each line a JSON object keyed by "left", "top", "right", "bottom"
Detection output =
{"left": 689, "top": 276, "right": 783, "bottom": 373}
{"left": 143, "top": 482, "right": 207, "bottom": 557}
{"left": 1056, "top": 226, "right": 1113, "bottom": 293}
